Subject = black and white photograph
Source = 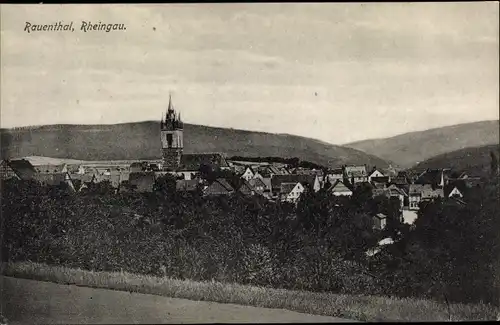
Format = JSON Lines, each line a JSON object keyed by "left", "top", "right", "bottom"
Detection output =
{"left": 0, "top": 3, "right": 499, "bottom": 323}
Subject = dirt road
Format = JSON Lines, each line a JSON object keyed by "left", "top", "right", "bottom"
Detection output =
{"left": 1, "top": 276, "right": 356, "bottom": 324}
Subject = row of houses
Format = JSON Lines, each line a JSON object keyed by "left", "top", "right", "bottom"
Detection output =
{"left": 1, "top": 158, "right": 483, "bottom": 208}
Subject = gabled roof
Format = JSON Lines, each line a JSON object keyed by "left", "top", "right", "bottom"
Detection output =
{"left": 369, "top": 169, "right": 385, "bottom": 177}
{"left": 238, "top": 179, "right": 255, "bottom": 195}
{"left": 294, "top": 169, "right": 324, "bottom": 176}
{"left": 373, "top": 187, "right": 406, "bottom": 198}
{"left": 271, "top": 174, "right": 317, "bottom": 190}
{"left": 375, "top": 213, "right": 387, "bottom": 220}
{"left": 179, "top": 153, "right": 229, "bottom": 171}
{"left": 345, "top": 165, "right": 367, "bottom": 177}
{"left": 409, "top": 184, "right": 425, "bottom": 194}
{"left": 248, "top": 177, "right": 266, "bottom": 189}
{"left": 415, "top": 168, "right": 452, "bottom": 186}
{"left": 267, "top": 165, "right": 289, "bottom": 175}
{"left": 204, "top": 178, "right": 235, "bottom": 195}
{"left": 5, "top": 159, "right": 36, "bottom": 180}
{"left": 280, "top": 182, "right": 299, "bottom": 195}
{"left": 260, "top": 177, "right": 272, "bottom": 190}
{"left": 387, "top": 184, "right": 408, "bottom": 196}
{"left": 390, "top": 176, "right": 409, "bottom": 186}
{"left": 371, "top": 181, "right": 387, "bottom": 190}
{"left": 444, "top": 180, "right": 468, "bottom": 197}
{"left": 371, "top": 176, "right": 389, "bottom": 183}
{"left": 329, "top": 180, "right": 352, "bottom": 193}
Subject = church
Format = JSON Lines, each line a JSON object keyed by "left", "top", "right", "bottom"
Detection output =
{"left": 160, "top": 95, "right": 230, "bottom": 174}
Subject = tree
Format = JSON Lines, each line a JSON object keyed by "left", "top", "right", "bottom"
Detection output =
{"left": 154, "top": 174, "right": 177, "bottom": 195}
{"left": 490, "top": 151, "right": 499, "bottom": 177}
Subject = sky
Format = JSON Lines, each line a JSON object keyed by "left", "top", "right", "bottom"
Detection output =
{"left": 1, "top": 3, "right": 498, "bottom": 144}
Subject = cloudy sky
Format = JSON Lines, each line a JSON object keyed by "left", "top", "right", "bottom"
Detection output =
{"left": 1, "top": 3, "right": 498, "bottom": 144}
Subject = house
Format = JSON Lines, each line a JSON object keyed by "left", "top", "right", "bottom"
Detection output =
{"left": 368, "top": 168, "right": 385, "bottom": 182}
{"left": 372, "top": 185, "right": 407, "bottom": 211}
{"left": 252, "top": 171, "right": 265, "bottom": 180}
{"left": 421, "top": 185, "right": 444, "bottom": 201}
{"left": 409, "top": 183, "right": 444, "bottom": 210}
{"left": 266, "top": 165, "right": 290, "bottom": 177}
{"left": 415, "top": 168, "right": 452, "bottom": 188}
{"left": 344, "top": 165, "right": 368, "bottom": 184}
{"left": 373, "top": 213, "right": 387, "bottom": 230}
{"left": 34, "top": 164, "right": 68, "bottom": 174}
{"left": 203, "top": 178, "right": 235, "bottom": 196}
{"left": 408, "top": 184, "right": 424, "bottom": 210}
{"left": 271, "top": 174, "right": 321, "bottom": 196}
{"left": 390, "top": 175, "right": 410, "bottom": 187}
{"left": 370, "top": 175, "right": 390, "bottom": 184}
{"left": 325, "top": 168, "right": 344, "bottom": 185}
{"left": 233, "top": 165, "right": 247, "bottom": 175}
{"left": 328, "top": 180, "right": 353, "bottom": 196}
{"left": 240, "top": 167, "right": 255, "bottom": 181}
{"left": 67, "top": 164, "right": 86, "bottom": 175}
{"left": 445, "top": 185, "right": 463, "bottom": 198}
{"left": 179, "top": 153, "right": 230, "bottom": 173}
{"left": 32, "top": 172, "right": 75, "bottom": 192}
{"left": 444, "top": 180, "right": 468, "bottom": 198}
{"left": 248, "top": 177, "right": 267, "bottom": 195}
{"left": 176, "top": 179, "right": 199, "bottom": 193}
{"left": 0, "top": 159, "right": 37, "bottom": 180}
{"left": 237, "top": 179, "right": 256, "bottom": 196}
{"left": 280, "top": 182, "right": 304, "bottom": 203}
{"left": 69, "top": 173, "right": 96, "bottom": 192}
{"left": 259, "top": 177, "right": 273, "bottom": 197}
{"left": 93, "top": 170, "right": 130, "bottom": 188}
{"left": 129, "top": 172, "right": 156, "bottom": 193}
{"left": 371, "top": 178, "right": 388, "bottom": 190}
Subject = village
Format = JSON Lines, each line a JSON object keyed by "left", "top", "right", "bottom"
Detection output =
{"left": 0, "top": 96, "right": 484, "bottom": 231}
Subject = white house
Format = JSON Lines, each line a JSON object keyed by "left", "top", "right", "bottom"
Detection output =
{"left": 447, "top": 186, "right": 463, "bottom": 198}
{"left": 280, "top": 182, "right": 305, "bottom": 203}
{"left": 368, "top": 169, "right": 385, "bottom": 182}
{"left": 241, "top": 167, "right": 255, "bottom": 181}
{"left": 329, "top": 180, "right": 353, "bottom": 196}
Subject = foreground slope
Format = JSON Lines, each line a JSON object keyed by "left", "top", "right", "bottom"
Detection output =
{"left": 3, "top": 276, "right": 349, "bottom": 324}
{"left": 344, "top": 120, "right": 499, "bottom": 168}
{"left": 0, "top": 122, "right": 389, "bottom": 168}
{"left": 410, "top": 144, "right": 500, "bottom": 177}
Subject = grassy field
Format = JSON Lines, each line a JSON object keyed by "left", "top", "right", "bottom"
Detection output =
{"left": 2, "top": 261, "right": 498, "bottom": 322}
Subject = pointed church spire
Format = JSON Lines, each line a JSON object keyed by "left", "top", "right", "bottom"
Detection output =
{"left": 168, "top": 92, "right": 174, "bottom": 112}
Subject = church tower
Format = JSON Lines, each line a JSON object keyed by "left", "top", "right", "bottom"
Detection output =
{"left": 160, "top": 94, "right": 183, "bottom": 171}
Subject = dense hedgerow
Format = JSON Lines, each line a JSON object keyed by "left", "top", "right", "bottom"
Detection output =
{"left": 1, "top": 174, "right": 498, "bottom": 306}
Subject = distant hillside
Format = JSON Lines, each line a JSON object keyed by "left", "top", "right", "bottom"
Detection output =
{"left": 0, "top": 122, "right": 389, "bottom": 168}
{"left": 344, "top": 120, "right": 499, "bottom": 168}
{"left": 410, "top": 144, "right": 500, "bottom": 177}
